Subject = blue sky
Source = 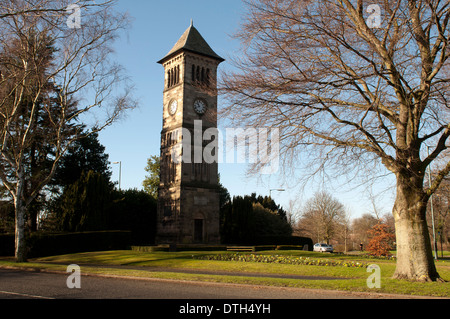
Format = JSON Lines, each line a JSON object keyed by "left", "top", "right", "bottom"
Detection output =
{"left": 98, "top": 0, "right": 396, "bottom": 220}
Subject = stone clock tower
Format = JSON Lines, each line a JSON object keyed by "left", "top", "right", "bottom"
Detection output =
{"left": 156, "top": 22, "right": 224, "bottom": 245}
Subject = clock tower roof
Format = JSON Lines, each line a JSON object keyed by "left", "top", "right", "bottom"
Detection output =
{"left": 157, "top": 22, "right": 224, "bottom": 64}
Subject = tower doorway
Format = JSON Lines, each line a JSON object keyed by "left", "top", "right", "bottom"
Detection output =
{"left": 194, "top": 219, "right": 204, "bottom": 243}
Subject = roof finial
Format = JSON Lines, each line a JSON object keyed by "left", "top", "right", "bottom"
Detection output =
{"left": 190, "top": 19, "right": 193, "bottom": 27}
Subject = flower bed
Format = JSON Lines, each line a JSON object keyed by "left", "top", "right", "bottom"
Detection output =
{"left": 194, "top": 253, "right": 369, "bottom": 268}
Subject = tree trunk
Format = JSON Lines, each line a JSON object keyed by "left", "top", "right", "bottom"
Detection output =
{"left": 392, "top": 174, "right": 441, "bottom": 282}
{"left": 14, "top": 197, "right": 27, "bottom": 263}
{"left": 14, "top": 167, "right": 27, "bottom": 263}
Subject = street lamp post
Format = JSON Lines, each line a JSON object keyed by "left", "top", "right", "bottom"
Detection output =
{"left": 113, "top": 161, "right": 122, "bottom": 190}
{"left": 426, "top": 145, "right": 438, "bottom": 260}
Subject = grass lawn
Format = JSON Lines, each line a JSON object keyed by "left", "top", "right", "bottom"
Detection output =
{"left": 1, "top": 249, "right": 449, "bottom": 298}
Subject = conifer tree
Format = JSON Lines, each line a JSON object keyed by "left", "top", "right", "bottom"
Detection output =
{"left": 55, "top": 171, "right": 112, "bottom": 232}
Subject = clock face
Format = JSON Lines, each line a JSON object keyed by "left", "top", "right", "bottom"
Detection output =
{"left": 169, "top": 99, "right": 178, "bottom": 115}
{"left": 194, "top": 99, "right": 207, "bottom": 115}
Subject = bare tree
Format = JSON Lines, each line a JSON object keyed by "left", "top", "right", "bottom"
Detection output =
{"left": 298, "top": 191, "right": 346, "bottom": 244}
{"left": 221, "top": 0, "right": 450, "bottom": 281}
{"left": 352, "top": 213, "right": 380, "bottom": 248}
{"left": 336, "top": 209, "right": 352, "bottom": 253}
{"left": 0, "top": 0, "right": 135, "bottom": 262}
{"left": 428, "top": 174, "right": 450, "bottom": 253}
{"left": 0, "top": 0, "right": 64, "bottom": 19}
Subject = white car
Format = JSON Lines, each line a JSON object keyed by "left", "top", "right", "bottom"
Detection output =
{"left": 314, "top": 243, "right": 334, "bottom": 253}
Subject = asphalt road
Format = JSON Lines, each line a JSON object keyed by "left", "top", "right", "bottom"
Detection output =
{"left": 1, "top": 268, "right": 437, "bottom": 319}
{"left": 0, "top": 268, "right": 384, "bottom": 300}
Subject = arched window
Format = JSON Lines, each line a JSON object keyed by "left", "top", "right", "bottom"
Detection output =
{"left": 206, "top": 68, "right": 210, "bottom": 85}
{"left": 171, "top": 68, "right": 175, "bottom": 87}
{"left": 164, "top": 155, "right": 170, "bottom": 183}
{"left": 202, "top": 163, "right": 207, "bottom": 181}
{"left": 167, "top": 70, "right": 171, "bottom": 88}
{"left": 190, "top": 64, "right": 212, "bottom": 85}
{"left": 174, "top": 67, "right": 177, "bottom": 86}
{"left": 172, "top": 68, "right": 176, "bottom": 87}
{"left": 194, "top": 163, "right": 200, "bottom": 180}
{"left": 170, "top": 156, "right": 176, "bottom": 183}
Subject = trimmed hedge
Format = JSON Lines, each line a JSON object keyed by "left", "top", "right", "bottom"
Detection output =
{"left": 237, "top": 236, "right": 313, "bottom": 250}
{"left": 0, "top": 231, "right": 132, "bottom": 258}
{"left": 0, "top": 234, "right": 14, "bottom": 256}
{"left": 132, "top": 245, "right": 229, "bottom": 253}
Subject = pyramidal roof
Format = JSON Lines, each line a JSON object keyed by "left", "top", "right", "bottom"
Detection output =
{"left": 158, "top": 21, "right": 224, "bottom": 64}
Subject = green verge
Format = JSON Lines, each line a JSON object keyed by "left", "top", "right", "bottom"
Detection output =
{"left": 0, "top": 250, "right": 449, "bottom": 298}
